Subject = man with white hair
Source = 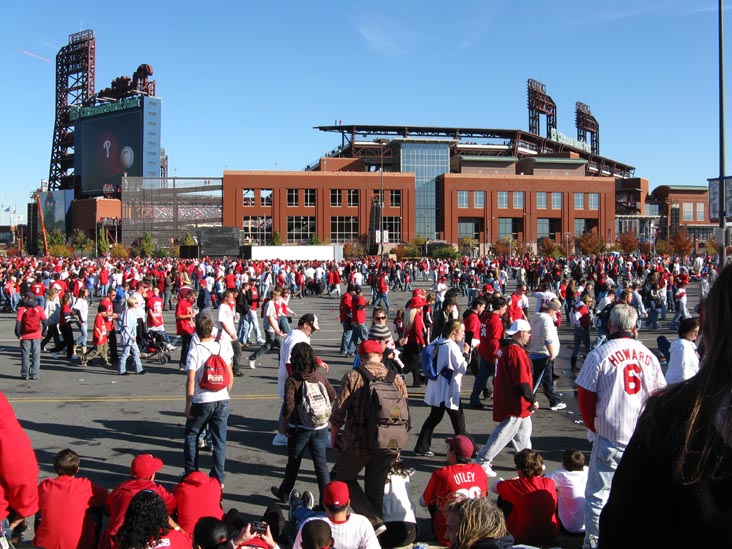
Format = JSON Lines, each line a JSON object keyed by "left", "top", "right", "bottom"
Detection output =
{"left": 575, "top": 303, "right": 665, "bottom": 548}
{"left": 474, "top": 318, "right": 538, "bottom": 478}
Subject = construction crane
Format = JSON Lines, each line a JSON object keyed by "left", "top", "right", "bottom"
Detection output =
{"left": 34, "top": 193, "right": 49, "bottom": 256}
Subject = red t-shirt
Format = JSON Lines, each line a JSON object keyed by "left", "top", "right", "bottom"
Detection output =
{"left": 16, "top": 304, "right": 46, "bottom": 340}
{"left": 106, "top": 479, "right": 177, "bottom": 537}
{"left": 508, "top": 293, "right": 525, "bottom": 322}
{"left": 422, "top": 463, "right": 488, "bottom": 545}
{"left": 496, "top": 476, "right": 560, "bottom": 545}
{"left": 175, "top": 299, "right": 195, "bottom": 336}
{"left": 99, "top": 297, "right": 115, "bottom": 331}
{"left": 478, "top": 312, "right": 504, "bottom": 363}
{"left": 463, "top": 310, "right": 482, "bottom": 345}
{"left": 92, "top": 313, "right": 109, "bottom": 346}
{"left": 493, "top": 341, "right": 534, "bottom": 422}
{"left": 101, "top": 527, "right": 191, "bottom": 549}
{"left": 339, "top": 292, "right": 353, "bottom": 322}
{"left": 34, "top": 475, "right": 108, "bottom": 549}
{"left": 173, "top": 472, "right": 224, "bottom": 533}
{"left": 352, "top": 294, "right": 367, "bottom": 325}
{"left": 147, "top": 295, "right": 165, "bottom": 328}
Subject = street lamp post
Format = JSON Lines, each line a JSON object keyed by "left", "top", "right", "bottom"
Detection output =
{"left": 565, "top": 232, "right": 571, "bottom": 258}
{"left": 374, "top": 139, "right": 389, "bottom": 258}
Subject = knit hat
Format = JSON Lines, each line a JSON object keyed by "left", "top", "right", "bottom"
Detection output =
{"left": 368, "top": 323, "right": 392, "bottom": 341}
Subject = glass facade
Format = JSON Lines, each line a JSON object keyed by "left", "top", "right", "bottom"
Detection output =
{"left": 399, "top": 141, "right": 450, "bottom": 239}
{"left": 458, "top": 191, "right": 469, "bottom": 208}
{"left": 330, "top": 189, "right": 341, "bottom": 207}
{"left": 287, "top": 216, "right": 315, "bottom": 243}
{"left": 330, "top": 216, "right": 359, "bottom": 242}
{"left": 536, "top": 192, "right": 547, "bottom": 209}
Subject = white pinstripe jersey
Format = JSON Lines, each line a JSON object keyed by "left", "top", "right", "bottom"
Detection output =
{"left": 576, "top": 336, "right": 666, "bottom": 445}
{"left": 294, "top": 513, "right": 380, "bottom": 549}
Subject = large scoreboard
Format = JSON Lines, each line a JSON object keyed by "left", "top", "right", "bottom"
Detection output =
{"left": 72, "top": 95, "right": 161, "bottom": 197}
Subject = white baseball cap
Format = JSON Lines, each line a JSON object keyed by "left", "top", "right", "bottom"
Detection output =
{"left": 506, "top": 319, "right": 531, "bottom": 336}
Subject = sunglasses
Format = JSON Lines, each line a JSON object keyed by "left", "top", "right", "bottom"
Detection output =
{"left": 375, "top": 316, "right": 387, "bottom": 320}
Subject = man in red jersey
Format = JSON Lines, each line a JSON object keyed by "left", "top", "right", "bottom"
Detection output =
{"left": 99, "top": 288, "right": 119, "bottom": 364}
{"left": 474, "top": 319, "right": 538, "bottom": 478}
{"left": 176, "top": 290, "right": 197, "bottom": 371}
{"left": 421, "top": 435, "right": 488, "bottom": 545}
{"left": 469, "top": 296, "right": 507, "bottom": 409}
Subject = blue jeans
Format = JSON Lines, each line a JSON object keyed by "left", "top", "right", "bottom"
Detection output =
{"left": 531, "top": 356, "right": 562, "bottom": 407}
{"left": 75, "top": 321, "right": 88, "bottom": 348}
{"left": 20, "top": 338, "right": 41, "bottom": 379}
{"left": 237, "top": 314, "right": 251, "bottom": 344}
{"left": 350, "top": 323, "right": 368, "bottom": 351}
{"left": 584, "top": 435, "right": 625, "bottom": 547}
{"left": 118, "top": 342, "right": 143, "bottom": 374}
{"left": 340, "top": 321, "right": 355, "bottom": 355}
{"left": 469, "top": 357, "right": 495, "bottom": 405}
{"left": 184, "top": 399, "right": 229, "bottom": 483}
{"left": 373, "top": 292, "right": 391, "bottom": 312}
{"left": 278, "top": 427, "right": 329, "bottom": 506}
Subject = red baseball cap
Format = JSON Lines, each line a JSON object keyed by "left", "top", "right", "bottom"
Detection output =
{"left": 324, "top": 481, "right": 350, "bottom": 506}
{"left": 130, "top": 454, "right": 163, "bottom": 478}
{"left": 446, "top": 435, "right": 474, "bottom": 460}
{"left": 359, "top": 340, "right": 383, "bottom": 356}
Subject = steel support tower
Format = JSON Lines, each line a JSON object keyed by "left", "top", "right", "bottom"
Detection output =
{"left": 576, "top": 101, "right": 600, "bottom": 155}
{"left": 527, "top": 78, "right": 557, "bottom": 138}
{"left": 48, "top": 30, "right": 96, "bottom": 191}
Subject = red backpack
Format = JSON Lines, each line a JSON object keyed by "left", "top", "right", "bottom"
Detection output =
{"left": 21, "top": 306, "right": 42, "bottom": 334}
{"left": 198, "top": 335, "right": 230, "bottom": 391}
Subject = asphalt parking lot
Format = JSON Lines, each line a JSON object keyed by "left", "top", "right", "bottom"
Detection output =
{"left": 0, "top": 278, "right": 692, "bottom": 545}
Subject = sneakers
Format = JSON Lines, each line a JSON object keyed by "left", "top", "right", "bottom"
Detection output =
{"left": 374, "top": 523, "right": 387, "bottom": 536}
{"left": 288, "top": 489, "right": 301, "bottom": 521}
{"left": 301, "top": 490, "right": 315, "bottom": 510}
{"left": 249, "top": 359, "right": 257, "bottom": 369}
{"left": 414, "top": 450, "right": 435, "bottom": 457}
{"left": 272, "top": 433, "right": 288, "bottom": 447}
{"left": 476, "top": 460, "right": 497, "bottom": 478}
{"left": 550, "top": 402, "right": 567, "bottom": 411}
{"left": 198, "top": 438, "right": 208, "bottom": 450}
{"left": 166, "top": 344, "right": 176, "bottom": 352}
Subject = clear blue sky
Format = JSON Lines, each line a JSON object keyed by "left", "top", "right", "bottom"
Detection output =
{"left": 1, "top": 0, "right": 728, "bottom": 224}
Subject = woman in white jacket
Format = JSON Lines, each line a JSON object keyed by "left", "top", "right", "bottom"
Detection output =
{"left": 414, "top": 319, "right": 470, "bottom": 456}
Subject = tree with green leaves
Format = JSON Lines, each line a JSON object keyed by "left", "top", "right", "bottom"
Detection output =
{"left": 141, "top": 232, "right": 155, "bottom": 257}
{"left": 47, "top": 229, "right": 67, "bottom": 247}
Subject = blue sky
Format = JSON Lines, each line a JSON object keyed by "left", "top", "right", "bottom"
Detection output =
{"left": 1, "top": 0, "right": 727, "bottom": 224}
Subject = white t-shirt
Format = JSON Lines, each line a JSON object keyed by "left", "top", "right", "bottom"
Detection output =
{"left": 277, "top": 329, "right": 310, "bottom": 398}
{"left": 546, "top": 467, "right": 589, "bottom": 533}
{"left": 217, "top": 302, "right": 237, "bottom": 341}
{"left": 186, "top": 338, "right": 234, "bottom": 404}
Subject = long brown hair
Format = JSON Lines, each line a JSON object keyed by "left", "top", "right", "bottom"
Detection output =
{"left": 663, "top": 263, "right": 732, "bottom": 482}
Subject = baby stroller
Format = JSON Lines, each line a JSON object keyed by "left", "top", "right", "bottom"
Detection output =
{"left": 142, "top": 330, "right": 173, "bottom": 364}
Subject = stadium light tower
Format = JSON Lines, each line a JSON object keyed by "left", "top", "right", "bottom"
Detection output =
{"left": 375, "top": 138, "right": 389, "bottom": 258}
{"left": 719, "top": 0, "right": 728, "bottom": 265}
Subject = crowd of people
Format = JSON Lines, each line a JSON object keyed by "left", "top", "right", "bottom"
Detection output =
{"left": 1, "top": 249, "right": 724, "bottom": 549}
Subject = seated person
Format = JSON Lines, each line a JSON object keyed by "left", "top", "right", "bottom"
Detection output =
{"left": 112, "top": 490, "right": 188, "bottom": 548}
{"left": 421, "top": 435, "right": 488, "bottom": 545}
{"left": 174, "top": 471, "right": 224, "bottom": 534}
{"left": 545, "top": 449, "right": 588, "bottom": 534}
{"left": 103, "top": 454, "right": 177, "bottom": 543}
{"left": 194, "top": 515, "right": 280, "bottom": 549}
{"left": 291, "top": 481, "right": 380, "bottom": 549}
{"left": 300, "top": 520, "right": 333, "bottom": 549}
{"left": 493, "top": 449, "right": 560, "bottom": 546}
{"left": 444, "top": 497, "right": 514, "bottom": 549}
{"left": 34, "top": 449, "right": 109, "bottom": 549}
{"left": 380, "top": 457, "right": 417, "bottom": 548}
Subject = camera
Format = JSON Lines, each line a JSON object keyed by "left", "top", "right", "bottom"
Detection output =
{"left": 250, "top": 521, "right": 268, "bottom": 535}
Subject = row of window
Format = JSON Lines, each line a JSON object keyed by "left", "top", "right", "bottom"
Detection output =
{"left": 242, "top": 189, "right": 402, "bottom": 208}
{"left": 456, "top": 191, "right": 601, "bottom": 210}
{"left": 241, "top": 215, "right": 402, "bottom": 244}
{"left": 494, "top": 217, "right": 598, "bottom": 239}
{"left": 681, "top": 202, "right": 706, "bottom": 222}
